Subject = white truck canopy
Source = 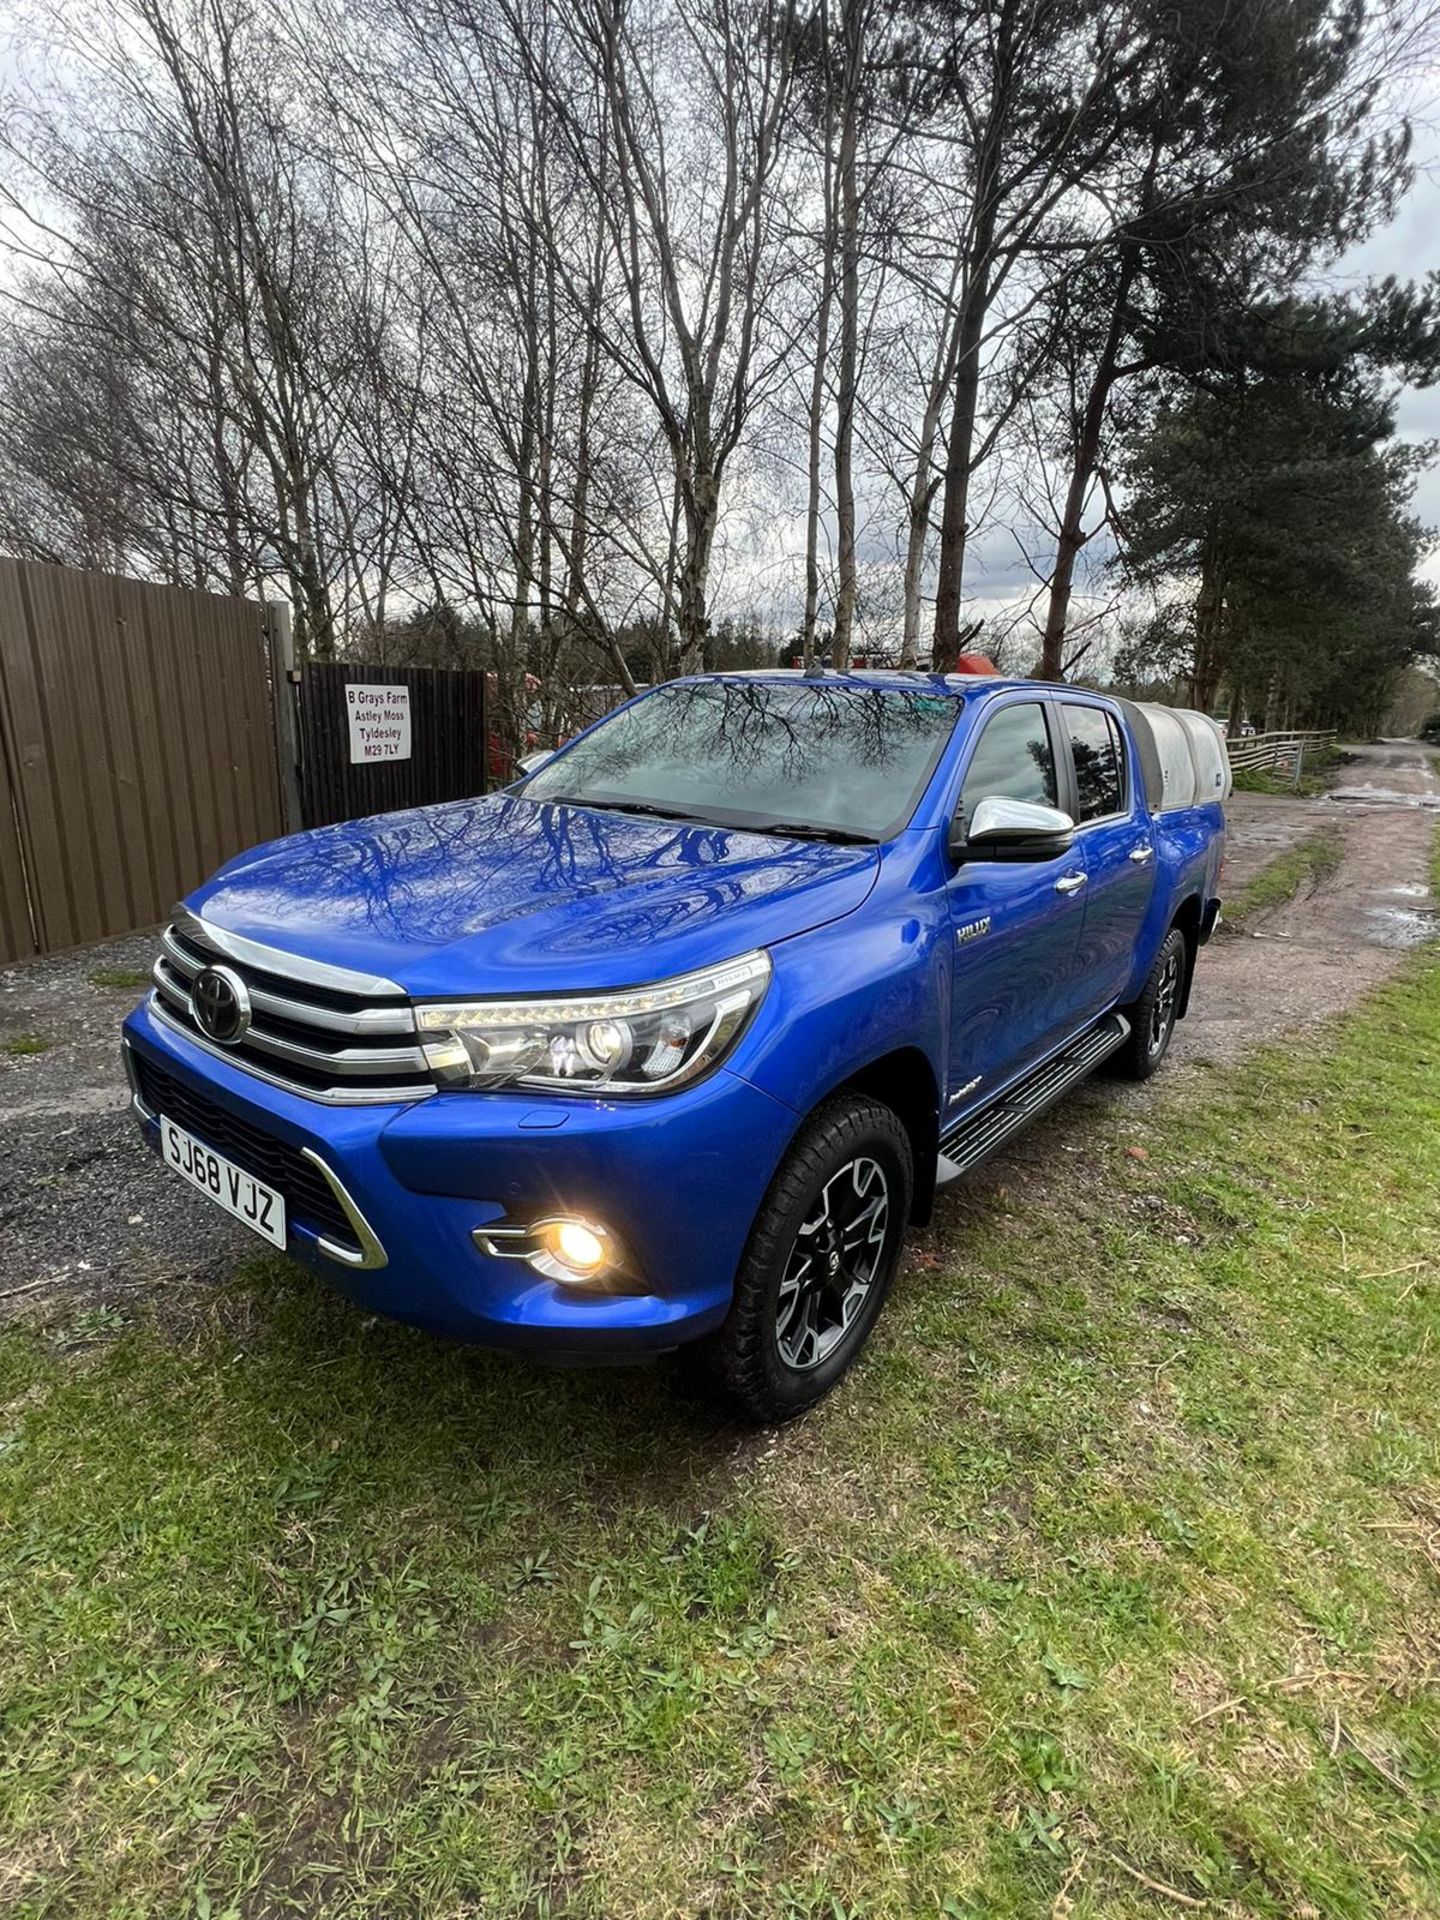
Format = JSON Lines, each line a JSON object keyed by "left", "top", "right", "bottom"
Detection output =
{"left": 1114, "top": 700, "right": 1232, "bottom": 813}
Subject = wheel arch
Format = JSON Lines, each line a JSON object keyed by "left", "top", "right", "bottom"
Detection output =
{"left": 1168, "top": 893, "right": 1203, "bottom": 1017}
{"left": 830, "top": 1046, "right": 941, "bottom": 1227}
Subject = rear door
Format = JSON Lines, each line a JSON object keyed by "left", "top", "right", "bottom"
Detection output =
{"left": 1058, "top": 700, "right": 1156, "bottom": 1020}
{"left": 944, "top": 698, "right": 1087, "bottom": 1116}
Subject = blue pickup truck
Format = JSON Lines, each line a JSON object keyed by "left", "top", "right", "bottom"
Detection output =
{"left": 122, "top": 671, "right": 1227, "bottom": 1420}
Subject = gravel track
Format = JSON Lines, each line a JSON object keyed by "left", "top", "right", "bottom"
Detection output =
{"left": 0, "top": 933, "right": 247, "bottom": 1316}
{"left": 1173, "top": 740, "right": 1439, "bottom": 1072}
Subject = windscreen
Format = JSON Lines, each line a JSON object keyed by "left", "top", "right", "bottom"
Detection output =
{"left": 521, "top": 679, "right": 960, "bottom": 841}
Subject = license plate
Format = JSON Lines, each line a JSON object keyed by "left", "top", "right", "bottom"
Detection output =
{"left": 159, "top": 1115, "right": 287, "bottom": 1249}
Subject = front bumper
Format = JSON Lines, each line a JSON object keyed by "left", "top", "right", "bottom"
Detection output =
{"left": 122, "top": 998, "right": 800, "bottom": 1356}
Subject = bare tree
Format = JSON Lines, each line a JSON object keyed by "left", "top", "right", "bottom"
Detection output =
{"left": 0, "top": 0, "right": 1430, "bottom": 716}
{"left": 893, "top": 0, "right": 1152, "bottom": 668}
{"left": 524, "top": 0, "right": 800, "bottom": 672}
{"left": 0, "top": 0, "right": 408, "bottom": 651}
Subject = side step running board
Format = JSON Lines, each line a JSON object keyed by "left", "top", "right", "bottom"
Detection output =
{"left": 936, "top": 1012, "right": 1131, "bottom": 1187}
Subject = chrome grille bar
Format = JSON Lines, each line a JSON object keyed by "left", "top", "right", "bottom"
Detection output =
{"left": 159, "top": 929, "right": 416, "bottom": 1035}
{"left": 147, "top": 999, "right": 434, "bottom": 1106}
{"left": 171, "top": 904, "right": 407, "bottom": 999}
{"left": 151, "top": 909, "right": 436, "bottom": 1105}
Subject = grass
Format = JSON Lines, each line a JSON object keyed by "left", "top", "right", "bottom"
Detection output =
{"left": 2, "top": 1033, "right": 51, "bottom": 1056}
{"left": 1224, "top": 827, "right": 1345, "bottom": 929}
{"left": 87, "top": 968, "right": 152, "bottom": 992}
{"left": 2, "top": 944, "right": 1440, "bottom": 1916}
{"left": 1231, "top": 766, "right": 1330, "bottom": 798}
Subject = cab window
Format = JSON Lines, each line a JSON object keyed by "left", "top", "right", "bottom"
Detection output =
{"left": 959, "top": 703, "right": 1058, "bottom": 819}
{"left": 1062, "top": 705, "right": 1125, "bottom": 822}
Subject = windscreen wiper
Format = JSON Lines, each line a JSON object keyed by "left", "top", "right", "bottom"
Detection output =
{"left": 537, "top": 795, "right": 874, "bottom": 842}
{"left": 758, "top": 821, "right": 878, "bottom": 845}
{"left": 539, "top": 794, "right": 697, "bottom": 823}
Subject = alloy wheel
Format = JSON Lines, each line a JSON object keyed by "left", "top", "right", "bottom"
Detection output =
{"left": 1150, "top": 946, "right": 1182, "bottom": 1055}
{"left": 774, "top": 1156, "right": 891, "bottom": 1372}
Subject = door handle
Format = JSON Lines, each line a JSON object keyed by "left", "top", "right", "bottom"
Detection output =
{"left": 1128, "top": 845, "right": 1155, "bottom": 864}
{"left": 1054, "top": 871, "right": 1087, "bottom": 894}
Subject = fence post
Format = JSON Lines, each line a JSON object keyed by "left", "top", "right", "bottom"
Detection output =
{"left": 266, "top": 601, "right": 304, "bottom": 836}
{"left": 1293, "top": 739, "right": 1305, "bottom": 790}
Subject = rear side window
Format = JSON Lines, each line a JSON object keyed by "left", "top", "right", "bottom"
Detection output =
{"left": 960, "top": 703, "right": 1058, "bottom": 816}
{"left": 1063, "top": 705, "right": 1125, "bottom": 821}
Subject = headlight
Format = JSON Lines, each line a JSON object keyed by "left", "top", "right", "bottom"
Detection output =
{"left": 415, "top": 950, "right": 771, "bottom": 1094}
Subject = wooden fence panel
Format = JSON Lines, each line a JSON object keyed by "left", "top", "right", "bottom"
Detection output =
{"left": 297, "top": 663, "right": 488, "bottom": 829}
{"left": 1225, "top": 729, "right": 1336, "bottom": 774}
{"left": 0, "top": 559, "right": 282, "bottom": 955}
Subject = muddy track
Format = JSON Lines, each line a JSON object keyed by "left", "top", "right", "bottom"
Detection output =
{"left": 1173, "top": 740, "right": 1439, "bottom": 1073}
{"left": 0, "top": 741, "right": 1435, "bottom": 1318}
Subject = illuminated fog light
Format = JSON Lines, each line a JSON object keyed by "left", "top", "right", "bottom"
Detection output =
{"left": 550, "top": 1220, "right": 607, "bottom": 1273}
{"left": 474, "top": 1215, "right": 634, "bottom": 1287}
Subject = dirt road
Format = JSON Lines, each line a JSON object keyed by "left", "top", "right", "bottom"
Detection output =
{"left": 1174, "top": 740, "right": 1438, "bottom": 1070}
{"left": 0, "top": 741, "right": 1434, "bottom": 1316}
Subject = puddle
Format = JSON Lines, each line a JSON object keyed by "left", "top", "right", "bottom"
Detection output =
{"left": 1382, "top": 882, "right": 1432, "bottom": 900}
{"left": 1327, "top": 786, "right": 1440, "bottom": 810}
{"left": 1227, "top": 822, "right": 1312, "bottom": 852}
{"left": 1361, "top": 906, "right": 1440, "bottom": 949}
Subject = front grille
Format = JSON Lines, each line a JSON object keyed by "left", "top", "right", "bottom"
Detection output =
{"left": 149, "top": 909, "right": 434, "bottom": 1104}
{"left": 131, "top": 1052, "right": 355, "bottom": 1247}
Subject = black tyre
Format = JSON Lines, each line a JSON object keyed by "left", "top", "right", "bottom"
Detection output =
{"left": 1113, "top": 926, "right": 1187, "bottom": 1080}
{"left": 697, "top": 1094, "right": 913, "bottom": 1423}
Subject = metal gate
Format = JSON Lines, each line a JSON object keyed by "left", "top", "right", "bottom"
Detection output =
{"left": 0, "top": 560, "right": 283, "bottom": 961}
{"left": 295, "top": 663, "right": 488, "bottom": 830}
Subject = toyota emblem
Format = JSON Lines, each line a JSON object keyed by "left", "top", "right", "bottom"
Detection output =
{"left": 191, "top": 965, "right": 251, "bottom": 1046}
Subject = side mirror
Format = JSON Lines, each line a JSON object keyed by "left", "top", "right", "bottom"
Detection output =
{"left": 950, "top": 794, "right": 1076, "bottom": 863}
{"left": 516, "top": 748, "right": 555, "bottom": 776}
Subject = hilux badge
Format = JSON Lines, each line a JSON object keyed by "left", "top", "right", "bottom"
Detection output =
{"left": 955, "top": 915, "right": 992, "bottom": 945}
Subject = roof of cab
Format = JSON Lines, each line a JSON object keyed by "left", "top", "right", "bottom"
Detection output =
{"left": 688, "top": 667, "right": 1036, "bottom": 699}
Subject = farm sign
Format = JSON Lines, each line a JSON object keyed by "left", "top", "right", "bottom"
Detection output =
{"left": 346, "top": 684, "right": 412, "bottom": 763}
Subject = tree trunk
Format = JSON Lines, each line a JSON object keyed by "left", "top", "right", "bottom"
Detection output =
{"left": 288, "top": 484, "right": 333, "bottom": 662}
{"left": 930, "top": 281, "right": 988, "bottom": 671}
{"left": 566, "top": 328, "right": 600, "bottom": 624}
{"left": 800, "top": 0, "right": 836, "bottom": 670}
{"left": 537, "top": 248, "right": 557, "bottom": 634}
{"left": 800, "top": 285, "right": 833, "bottom": 667}
{"left": 930, "top": 37, "right": 1010, "bottom": 673}
{"left": 676, "top": 469, "right": 718, "bottom": 675}
{"left": 1188, "top": 519, "right": 1227, "bottom": 710}
{"left": 899, "top": 484, "right": 931, "bottom": 668}
{"left": 1037, "top": 259, "right": 1135, "bottom": 681}
{"left": 899, "top": 385, "right": 947, "bottom": 666}
{"left": 831, "top": 0, "right": 862, "bottom": 669}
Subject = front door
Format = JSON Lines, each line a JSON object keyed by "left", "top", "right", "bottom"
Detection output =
{"left": 945, "top": 699, "right": 1087, "bottom": 1121}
